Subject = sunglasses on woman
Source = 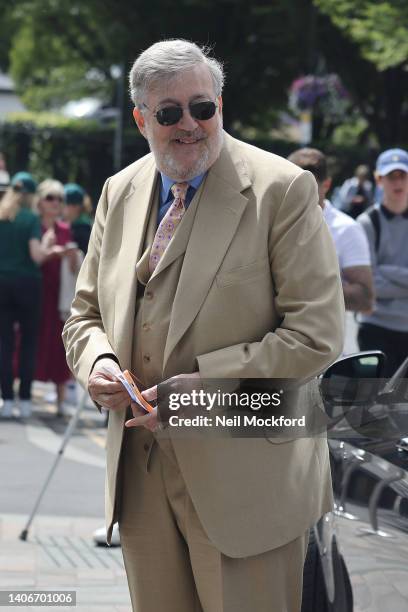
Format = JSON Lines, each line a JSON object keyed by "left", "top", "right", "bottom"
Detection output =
{"left": 142, "top": 100, "right": 218, "bottom": 126}
{"left": 44, "top": 194, "right": 63, "bottom": 202}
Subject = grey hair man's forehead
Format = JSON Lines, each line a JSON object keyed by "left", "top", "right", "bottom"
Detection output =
{"left": 129, "top": 39, "right": 225, "bottom": 107}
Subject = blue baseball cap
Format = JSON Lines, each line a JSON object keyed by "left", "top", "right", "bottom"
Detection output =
{"left": 376, "top": 148, "right": 408, "bottom": 176}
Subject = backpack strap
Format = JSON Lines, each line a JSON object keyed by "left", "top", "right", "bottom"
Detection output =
{"left": 366, "top": 206, "right": 381, "bottom": 253}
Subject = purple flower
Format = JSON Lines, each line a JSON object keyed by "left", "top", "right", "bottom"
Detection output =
{"left": 289, "top": 74, "right": 350, "bottom": 116}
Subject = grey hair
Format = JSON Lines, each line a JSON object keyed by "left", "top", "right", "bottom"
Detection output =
{"left": 129, "top": 39, "right": 225, "bottom": 107}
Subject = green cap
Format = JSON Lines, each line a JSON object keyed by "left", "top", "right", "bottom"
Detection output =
{"left": 64, "top": 183, "right": 85, "bottom": 205}
{"left": 11, "top": 171, "right": 37, "bottom": 194}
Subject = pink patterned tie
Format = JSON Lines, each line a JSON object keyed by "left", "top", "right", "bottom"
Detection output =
{"left": 149, "top": 182, "right": 189, "bottom": 274}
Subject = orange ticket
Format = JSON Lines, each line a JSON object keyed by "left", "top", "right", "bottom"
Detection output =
{"left": 122, "top": 370, "right": 155, "bottom": 413}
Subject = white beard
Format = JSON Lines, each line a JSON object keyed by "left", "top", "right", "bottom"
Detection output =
{"left": 147, "top": 127, "right": 224, "bottom": 182}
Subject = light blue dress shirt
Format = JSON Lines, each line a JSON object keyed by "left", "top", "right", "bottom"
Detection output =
{"left": 158, "top": 172, "right": 206, "bottom": 225}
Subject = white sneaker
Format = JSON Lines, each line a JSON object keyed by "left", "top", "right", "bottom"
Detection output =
{"left": 44, "top": 391, "right": 57, "bottom": 403}
{"left": 19, "top": 400, "right": 33, "bottom": 419}
{"left": 1, "top": 399, "right": 15, "bottom": 418}
{"left": 93, "top": 523, "right": 121, "bottom": 547}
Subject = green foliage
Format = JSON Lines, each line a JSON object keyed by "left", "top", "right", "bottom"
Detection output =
{"left": 6, "top": 111, "right": 101, "bottom": 131}
{"left": 0, "top": 0, "right": 21, "bottom": 71}
{"left": 0, "top": 112, "right": 147, "bottom": 201}
{"left": 331, "top": 116, "right": 371, "bottom": 147}
{"left": 9, "top": 2, "right": 114, "bottom": 110}
{"left": 2, "top": 0, "right": 407, "bottom": 157}
{"left": 6, "top": 0, "right": 318, "bottom": 130}
{"left": 314, "top": 0, "right": 408, "bottom": 70}
{"left": 311, "top": 2, "right": 408, "bottom": 145}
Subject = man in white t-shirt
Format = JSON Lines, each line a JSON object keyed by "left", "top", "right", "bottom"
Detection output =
{"left": 288, "top": 148, "right": 374, "bottom": 315}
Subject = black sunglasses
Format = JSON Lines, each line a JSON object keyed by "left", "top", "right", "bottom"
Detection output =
{"left": 44, "top": 194, "right": 63, "bottom": 202}
{"left": 143, "top": 100, "right": 217, "bottom": 126}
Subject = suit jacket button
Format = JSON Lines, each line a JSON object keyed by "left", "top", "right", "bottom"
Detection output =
{"left": 143, "top": 443, "right": 150, "bottom": 452}
{"left": 142, "top": 322, "right": 150, "bottom": 331}
{"left": 143, "top": 355, "right": 151, "bottom": 363}
{"left": 145, "top": 291, "right": 153, "bottom": 300}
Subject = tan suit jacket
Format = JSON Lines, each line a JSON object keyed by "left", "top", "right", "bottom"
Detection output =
{"left": 63, "top": 132, "right": 344, "bottom": 557}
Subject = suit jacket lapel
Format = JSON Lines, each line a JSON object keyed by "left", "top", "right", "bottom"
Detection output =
{"left": 163, "top": 135, "right": 251, "bottom": 370}
{"left": 114, "top": 157, "right": 158, "bottom": 363}
{"left": 136, "top": 194, "right": 159, "bottom": 286}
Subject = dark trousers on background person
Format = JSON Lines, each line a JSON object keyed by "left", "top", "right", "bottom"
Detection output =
{"left": 0, "top": 276, "right": 41, "bottom": 400}
{"left": 358, "top": 323, "right": 408, "bottom": 378}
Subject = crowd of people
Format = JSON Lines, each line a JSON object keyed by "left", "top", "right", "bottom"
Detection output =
{"left": 0, "top": 145, "right": 407, "bottom": 419}
{"left": 289, "top": 146, "right": 408, "bottom": 376}
{"left": 0, "top": 166, "right": 92, "bottom": 418}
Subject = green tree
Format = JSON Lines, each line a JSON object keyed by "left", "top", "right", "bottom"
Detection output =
{"left": 4, "top": 0, "right": 407, "bottom": 146}
{"left": 315, "top": 0, "right": 408, "bottom": 70}
{"left": 0, "top": 0, "right": 22, "bottom": 72}
{"left": 314, "top": 0, "right": 408, "bottom": 145}
{"left": 6, "top": 0, "right": 320, "bottom": 131}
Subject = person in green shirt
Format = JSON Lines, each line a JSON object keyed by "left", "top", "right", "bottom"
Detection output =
{"left": 0, "top": 172, "right": 60, "bottom": 419}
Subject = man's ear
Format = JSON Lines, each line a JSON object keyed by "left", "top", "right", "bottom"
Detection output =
{"left": 217, "top": 96, "right": 223, "bottom": 115}
{"left": 133, "top": 107, "right": 146, "bottom": 137}
{"left": 375, "top": 173, "right": 383, "bottom": 187}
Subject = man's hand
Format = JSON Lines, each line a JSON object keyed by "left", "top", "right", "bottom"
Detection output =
{"left": 42, "top": 227, "right": 56, "bottom": 249}
{"left": 125, "top": 405, "right": 159, "bottom": 432}
{"left": 124, "top": 372, "right": 201, "bottom": 431}
{"left": 88, "top": 358, "right": 130, "bottom": 411}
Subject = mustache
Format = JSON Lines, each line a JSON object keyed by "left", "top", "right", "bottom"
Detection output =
{"left": 172, "top": 129, "right": 206, "bottom": 139}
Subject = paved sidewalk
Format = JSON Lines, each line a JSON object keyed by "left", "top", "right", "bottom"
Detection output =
{"left": 0, "top": 314, "right": 360, "bottom": 612}
{"left": 0, "top": 514, "right": 131, "bottom": 611}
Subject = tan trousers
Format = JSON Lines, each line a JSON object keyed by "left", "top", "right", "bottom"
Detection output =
{"left": 118, "top": 428, "right": 308, "bottom": 612}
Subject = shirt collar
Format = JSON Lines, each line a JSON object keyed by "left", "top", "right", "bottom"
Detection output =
{"left": 160, "top": 172, "right": 206, "bottom": 203}
{"left": 380, "top": 203, "right": 408, "bottom": 220}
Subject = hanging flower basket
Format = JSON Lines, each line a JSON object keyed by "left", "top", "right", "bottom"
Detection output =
{"left": 289, "top": 74, "right": 350, "bottom": 120}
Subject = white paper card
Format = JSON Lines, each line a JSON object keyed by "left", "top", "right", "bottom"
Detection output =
{"left": 116, "top": 372, "right": 146, "bottom": 411}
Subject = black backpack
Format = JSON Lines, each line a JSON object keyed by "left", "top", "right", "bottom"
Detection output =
{"left": 366, "top": 206, "right": 381, "bottom": 253}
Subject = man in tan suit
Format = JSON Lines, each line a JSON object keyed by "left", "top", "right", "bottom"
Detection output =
{"left": 63, "top": 40, "right": 344, "bottom": 612}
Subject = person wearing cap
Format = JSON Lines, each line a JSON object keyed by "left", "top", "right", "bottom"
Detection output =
{"left": 0, "top": 172, "right": 60, "bottom": 418}
{"left": 11, "top": 171, "right": 37, "bottom": 198}
{"left": 357, "top": 148, "right": 408, "bottom": 376}
{"left": 62, "top": 183, "right": 92, "bottom": 255}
